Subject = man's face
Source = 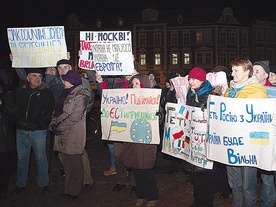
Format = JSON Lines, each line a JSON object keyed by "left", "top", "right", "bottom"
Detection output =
{"left": 269, "top": 72, "right": 276, "bottom": 84}
{"left": 27, "top": 73, "right": 43, "bottom": 88}
{"left": 57, "top": 64, "right": 71, "bottom": 75}
{"left": 253, "top": 65, "right": 268, "bottom": 84}
{"left": 231, "top": 66, "right": 249, "bottom": 83}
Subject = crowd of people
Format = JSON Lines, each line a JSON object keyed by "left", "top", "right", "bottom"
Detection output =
{"left": 0, "top": 54, "right": 276, "bottom": 207}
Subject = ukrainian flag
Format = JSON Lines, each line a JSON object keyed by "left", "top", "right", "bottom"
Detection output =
{"left": 249, "top": 131, "right": 269, "bottom": 146}
{"left": 111, "top": 121, "right": 127, "bottom": 132}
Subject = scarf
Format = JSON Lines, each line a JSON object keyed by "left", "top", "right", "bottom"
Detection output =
{"left": 227, "top": 76, "right": 259, "bottom": 98}
{"left": 53, "top": 85, "right": 77, "bottom": 117}
{"left": 189, "top": 80, "right": 213, "bottom": 102}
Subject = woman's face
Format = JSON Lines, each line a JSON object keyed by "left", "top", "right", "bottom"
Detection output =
{"left": 131, "top": 78, "right": 141, "bottom": 88}
{"left": 231, "top": 66, "right": 249, "bottom": 83}
{"left": 188, "top": 78, "right": 203, "bottom": 89}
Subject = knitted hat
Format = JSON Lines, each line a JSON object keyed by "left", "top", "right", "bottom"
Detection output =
{"left": 148, "top": 70, "right": 156, "bottom": 77}
{"left": 188, "top": 67, "right": 206, "bottom": 81}
{"left": 253, "top": 60, "right": 270, "bottom": 76}
{"left": 56, "top": 59, "right": 72, "bottom": 67}
{"left": 61, "top": 70, "right": 82, "bottom": 86}
{"left": 270, "top": 65, "right": 276, "bottom": 74}
{"left": 26, "top": 69, "right": 44, "bottom": 77}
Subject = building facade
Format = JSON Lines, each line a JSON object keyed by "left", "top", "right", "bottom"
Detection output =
{"left": 65, "top": 6, "right": 276, "bottom": 86}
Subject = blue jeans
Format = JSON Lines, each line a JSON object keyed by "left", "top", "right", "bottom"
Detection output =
{"left": 226, "top": 166, "right": 257, "bottom": 207}
{"left": 16, "top": 130, "right": 49, "bottom": 188}
{"left": 108, "top": 143, "right": 115, "bottom": 168}
{"left": 261, "top": 174, "right": 276, "bottom": 207}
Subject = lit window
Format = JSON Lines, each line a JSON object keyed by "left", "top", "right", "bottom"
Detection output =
{"left": 155, "top": 53, "right": 161, "bottom": 65}
{"left": 171, "top": 53, "right": 178, "bottom": 65}
{"left": 183, "top": 53, "right": 190, "bottom": 64}
{"left": 196, "top": 31, "right": 203, "bottom": 44}
{"left": 140, "top": 54, "right": 146, "bottom": 65}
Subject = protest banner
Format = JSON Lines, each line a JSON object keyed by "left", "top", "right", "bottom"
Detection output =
{"left": 7, "top": 26, "right": 67, "bottom": 68}
{"left": 206, "top": 95, "right": 276, "bottom": 171}
{"left": 79, "top": 31, "right": 134, "bottom": 75}
{"left": 101, "top": 88, "right": 161, "bottom": 144}
{"left": 162, "top": 102, "right": 214, "bottom": 169}
{"left": 206, "top": 71, "right": 228, "bottom": 95}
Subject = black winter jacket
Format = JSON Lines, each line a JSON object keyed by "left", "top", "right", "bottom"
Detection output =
{"left": 15, "top": 82, "right": 55, "bottom": 131}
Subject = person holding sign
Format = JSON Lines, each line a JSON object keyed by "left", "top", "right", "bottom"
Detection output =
{"left": 224, "top": 58, "right": 268, "bottom": 207}
{"left": 123, "top": 74, "right": 159, "bottom": 207}
{"left": 184, "top": 67, "right": 220, "bottom": 207}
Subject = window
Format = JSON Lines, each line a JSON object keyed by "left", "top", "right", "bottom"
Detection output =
{"left": 139, "top": 33, "right": 146, "bottom": 46}
{"left": 241, "top": 31, "right": 248, "bottom": 45}
{"left": 197, "top": 53, "right": 202, "bottom": 64}
{"left": 183, "top": 32, "right": 190, "bottom": 45}
{"left": 154, "top": 33, "right": 161, "bottom": 46}
{"left": 267, "top": 29, "right": 273, "bottom": 42}
{"left": 171, "top": 31, "right": 178, "bottom": 45}
{"left": 204, "top": 30, "right": 212, "bottom": 44}
{"left": 171, "top": 53, "right": 178, "bottom": 65}
{"left": 219, "top": 31, "right": 227, "bottom": 44}
{"left": 154, "top": 53, "right": 161, "bottom": 65}
{"left": 196, "top": 31, "right": 203, "bottom": 44}
{"left": 220, "top": 53, "right": 226, "bottom": 66}
{"left": 205, "top": 53, "right": 211, "bottom": 64}
{"left": 140, "top": 54, "right": 146, "bottom": 65}
{"left": 183, "top": 52, "right": 190, "bottom": 65}
{"left": 256, "top": 28, "right": 264, "bottom": 41}
{"left": 229, "top": 31, "right": 236, "bottom": 45}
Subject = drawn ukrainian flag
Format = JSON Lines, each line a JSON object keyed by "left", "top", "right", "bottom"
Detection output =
{"left": 249, "top": 131, "right": 269, "bottom": 146}
{"left": 111, "top": 121, "right": 127, "bottom": 132}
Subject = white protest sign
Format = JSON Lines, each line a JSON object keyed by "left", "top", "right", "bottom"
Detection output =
{"left": 206, "top": 95, "right": 276, "bottom": 171}
{"left": 101, "top": 88, "right": 161, "bottom": 144}
{"left": 7, "top": 26, "right": 67, "bottom": 68}
{"left": 171, "top": 76, "right": 189, "bottom": 105}
{"left": 206, "top": 71, "right": 228, "bottom": 95}
{"left": 79, "top": 31, "right": 134, "bottom": 75}
{"left": 162, "top": 102, "right": 214, "bottom": 169}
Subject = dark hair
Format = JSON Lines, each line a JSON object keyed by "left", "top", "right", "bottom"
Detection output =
{"left": 129, "top": 74, "right": 151, "bottom": 88}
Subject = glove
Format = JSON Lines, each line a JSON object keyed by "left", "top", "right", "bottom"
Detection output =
{"left": 51, "top": 124, "right": 61, "bottom": 135}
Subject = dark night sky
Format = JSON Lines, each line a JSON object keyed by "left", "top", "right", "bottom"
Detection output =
{"left": 1, "top": 0, "right": 276, "bottom": 60}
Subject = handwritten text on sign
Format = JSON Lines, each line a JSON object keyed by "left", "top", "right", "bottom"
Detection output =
{"left": 206, "top": 95, "right": 276, "bottom": 171}
{"left": 79, "top": 31, "right": 134, "bottom": 75}
{"left": 7, "top": 26, "right": 67, "bottom": 68}
{"left": 101, "top": 88, "right": 161, "bottom": 144}
{"left": 162, "top": 102, "right": 214, "bottom": 169}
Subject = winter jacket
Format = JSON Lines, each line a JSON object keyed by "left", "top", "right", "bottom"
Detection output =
{"left": 15, "top": 82, "right": 55, "bottom": 131}
{"left": 123, "top": 142, "right": 157, "bottom": 169}
{"left": 0, "top": 89, "right": 16, "bottom": 153}
{"left": 51, "top": 85, "right": 91, "bottom": 155}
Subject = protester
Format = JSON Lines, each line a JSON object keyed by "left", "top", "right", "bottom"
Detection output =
{"left": 184, "top": 67, "right": 220, "bottom": 207}
{"left": 269, "top": 65, "right": 276, "bottom": 86}
{"left": 225, "top": 58, "right": 268, "bottom": 207}
{"left": 253, "top": 60, "right": 275, "bottom": 207}
{"left": 123, "top": 74, "right": 159, "bottom": 207}
{"left": 50, "top": 70, "right": 91, "bottom": 200}
{"left": 95, "top": 70, "right": 136, "bottom": 192}
{"left": 148, "top": 71, "right": 161, "bottom": 89}
{"left": 253, "top": 60, "right": 271, "bottom": 86}
{"left": 12, "top": 69, "right": 55, "bottom": 195}
{"left": 0, "top": 75, "right": 16, "bottom": 201}
{"left": 160, "top": 72, "right": 182, "bottom": 174}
